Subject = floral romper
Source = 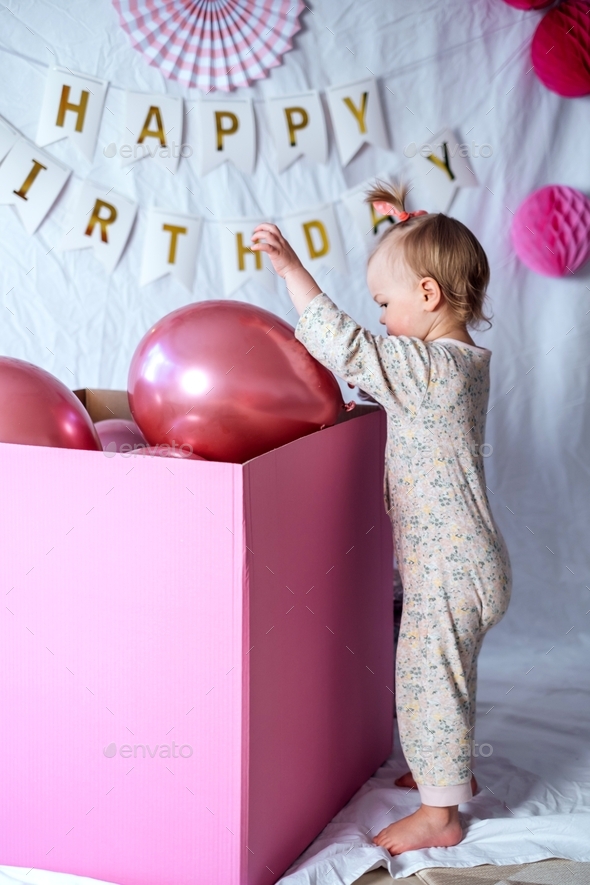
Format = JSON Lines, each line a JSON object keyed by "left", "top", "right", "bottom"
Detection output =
{"left": 295, "top": 292, "right": 512, "bottom": 807}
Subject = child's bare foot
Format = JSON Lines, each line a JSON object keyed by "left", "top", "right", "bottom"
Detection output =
{"left": 394, "top": 770, "right": 478, "bottom": 795}
{"left": 372, "top": 804, "right": 463, "bottom": 855}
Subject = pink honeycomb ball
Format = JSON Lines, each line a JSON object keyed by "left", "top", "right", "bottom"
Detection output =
{"left": 532, "top": 0, "right": 590, "bottom": 97}
{"left": 511, "top": 185, "right": 590, "bottom": 277}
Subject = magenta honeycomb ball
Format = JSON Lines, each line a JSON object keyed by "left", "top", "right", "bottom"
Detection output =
{"left": 511, "top": 185, "right": 590, "bottom": 277}
{"left": 532, "top": 0, "right": 590, "bottom": 97}
{"left": 501, "top": 0, "right": 553, "bottom": 8}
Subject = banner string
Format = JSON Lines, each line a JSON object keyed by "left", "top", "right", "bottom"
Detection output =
{"left": 0, "top": 111, "right": 396, "bottom": 228}
{"left": 0, "top": 13, "right": 532, "bottom": 104}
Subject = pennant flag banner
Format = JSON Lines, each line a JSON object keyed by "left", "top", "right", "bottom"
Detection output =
{"left": 0, "top": 54, "right": 483, "bottom": 288}
{"left": 281, "top": 203, "right": 347, "bottom": 277}
{"left": 220, "top": 218, "right": 276, "bottom": 296}
{"left": 37, "top": 67, "right": 108, "bottom": 162}
{"left": 405, "top": 126, "right": 478, "bottom": 212}
{"left": 60, "top": 181, "right": 137, "bottom": 273}
{"left": 340, "top": 180, "right": 396, "bottom": 250}
{"left": 325, "top": 77, "right": 389, "bottom": 166}
{"left": 123, "top": 91, "right": 184, "bottom": 173}
{"left": 265, "top": 90, "right": 328, "bottom": 173}
{"left": 140, "top": 208, "right": 202, "bottom": 291}
{"left": 197, "top": 98, "right": 256, "bottom": 176}
{"left": 0, "top": 137, "right": 71, "bottom": 234}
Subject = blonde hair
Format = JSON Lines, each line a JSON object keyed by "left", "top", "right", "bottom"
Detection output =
{"left": 365, "top": 180, "right": 492, "bottom": 330}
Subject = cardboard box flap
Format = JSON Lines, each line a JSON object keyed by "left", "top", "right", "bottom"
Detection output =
{"left": 73, "top": 387, "right": 379, "bottom": 430}
{"left": 73, "top": 388, "right": 133, "bottom": 423}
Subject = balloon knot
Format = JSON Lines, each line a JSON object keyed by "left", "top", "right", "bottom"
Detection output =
{"left": 344, "top": 400, "right": 356, "bottom": 412}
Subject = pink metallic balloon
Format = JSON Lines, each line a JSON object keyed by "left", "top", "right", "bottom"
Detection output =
{"left": 128, "top": 300, "right": 345, "bottom": 463}
{"left": 95, "top": 418, "right": 148, "bottom": 453}
{"left": 0, "top": 356, "right": 102, "bottom": 451}
{"left": 131, "top": 444, "right": 206, "bottom": 460}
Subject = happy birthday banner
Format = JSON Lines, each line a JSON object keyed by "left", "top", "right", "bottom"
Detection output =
{"left": 0, "top": 65, "right": 478, "bottom": 294}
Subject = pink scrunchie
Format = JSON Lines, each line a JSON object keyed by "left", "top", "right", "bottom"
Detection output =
{"left": 373, "top": 200, "right": 428, "bottom": 222}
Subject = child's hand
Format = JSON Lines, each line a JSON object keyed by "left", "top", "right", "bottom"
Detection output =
{"left": 251, "top": 224, "right": 303, "bottom": 279}
{"left": 252, "top": 222, "right": 322, "bottom": 315}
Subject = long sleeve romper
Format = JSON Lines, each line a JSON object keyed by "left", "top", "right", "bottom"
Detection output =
{"left": 294, "top": 292, "right": 512, "bottom": 807}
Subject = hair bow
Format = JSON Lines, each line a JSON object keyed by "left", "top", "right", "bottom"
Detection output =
{"left": 372, "top": 200, "right": 428, "bottom": 222}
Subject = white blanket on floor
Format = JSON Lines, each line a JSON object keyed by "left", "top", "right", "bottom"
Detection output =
{"left": 274, "top": 640, "right": 590, "bottom": 881}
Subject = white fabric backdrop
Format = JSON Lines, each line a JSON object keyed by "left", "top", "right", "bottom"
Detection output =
{"left": 1, "top": 0, "right": 590, "bottom": 881}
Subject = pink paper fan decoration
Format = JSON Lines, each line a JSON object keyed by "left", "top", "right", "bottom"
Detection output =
{"left": 112, "top": 0, "right": 306, "bottom": 92}
{"left": 501, "top": 0, "right": 553, "bottom": 8}
{"left": 511, "top": 185, "right": 590, "bottom": 277}
{"left": 531, "top": 0, "right": 590, "bottom": 97}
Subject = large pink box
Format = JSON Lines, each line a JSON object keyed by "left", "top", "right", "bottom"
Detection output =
{"left": 0, "top": 393, "right": 394, "bottom": 885}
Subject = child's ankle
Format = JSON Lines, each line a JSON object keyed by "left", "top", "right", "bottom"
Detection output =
{"left": 420, "top": 803, "right": 459, "bottom": 823}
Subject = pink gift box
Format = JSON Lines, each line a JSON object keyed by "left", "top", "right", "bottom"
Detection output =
{"left": 0, "top": 391, "right": 394, "bottom": 885}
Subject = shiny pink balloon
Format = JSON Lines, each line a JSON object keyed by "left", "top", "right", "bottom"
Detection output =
{"left": 131, "top": 444, "right": 206, "bottom": 460}
{"left": 128, "top": 300, "right": 345, "bottom": 463}
{"left": 0, "top": 356, "right": 102, "bottom": 450}
{"left": 95, "top": 418, "right": 148, "bottom": 453}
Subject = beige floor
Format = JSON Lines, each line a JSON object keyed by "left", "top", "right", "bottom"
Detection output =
{"left": 353, "top": 859, "right": 590, "bottom": 884}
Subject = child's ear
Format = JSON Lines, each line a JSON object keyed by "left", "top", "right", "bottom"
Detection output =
{"left": 420, "top": 277, "right": 442, "bottom": 312}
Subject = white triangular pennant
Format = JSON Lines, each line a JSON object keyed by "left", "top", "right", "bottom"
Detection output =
{"left": 121, "top": 92, "right": 184, "bottom": 173}
{"left": 140, "top": 208, "right": 202, "bottom": 291}
{"left": 404, "top": 127, "right": 478, "bottom": 212}
{"left": 325, "top": 77, "right": 389, "bottom": 166}
{"left": 219, "top": 218, "right": 276, "bottom": 296}
{"left": 280, "top": 204, "right": 347, "bottom": 277}
{"left": 36, "top": 67, "right": 108, "bottom": 162}
{"left": 60, "top": 181, "right": 137, "bottom": 273}
{"left": 0, "top": 137, "right": 71, "bottom": 234}
{"left": 197, "top": 98, "right": 256, "bottom": 175}
{"left": 265, "top": 91, "right": 328, "bottom": 173}
{"left": 341, "top": 176, "right": 399, "bottom": 251}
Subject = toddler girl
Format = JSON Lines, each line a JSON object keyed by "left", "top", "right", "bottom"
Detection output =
{"left": 251, "top": 182, "right": 512, "bottom": 855}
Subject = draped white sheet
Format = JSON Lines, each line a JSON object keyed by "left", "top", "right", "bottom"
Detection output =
{"left": 1, "top": 0, "right": 589, "bottom": 881}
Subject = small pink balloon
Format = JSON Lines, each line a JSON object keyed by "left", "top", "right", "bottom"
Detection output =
{"left": 511, "top": 184, "right": 590, "bottom": 276}
{"left": 532, "top": 0, "right": 590, "bottom": 97}
{"left": 0, "top": 356, "right": 102, "bottom": 450}
{"left": 131, "top": 444, "right": 206, "bottom": 460}
{"left": 95, "top": 418, "right": 148, "bottom": 454}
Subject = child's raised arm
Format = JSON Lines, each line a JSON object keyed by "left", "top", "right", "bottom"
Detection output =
{"left": 294, "top": 293, "right": 431, "bottom": 418}
{"left": 251, "top": 223, "right": 322, "bottom": 316}
{"left": 251, "top": 223, "right": 431, "bottom": 419}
